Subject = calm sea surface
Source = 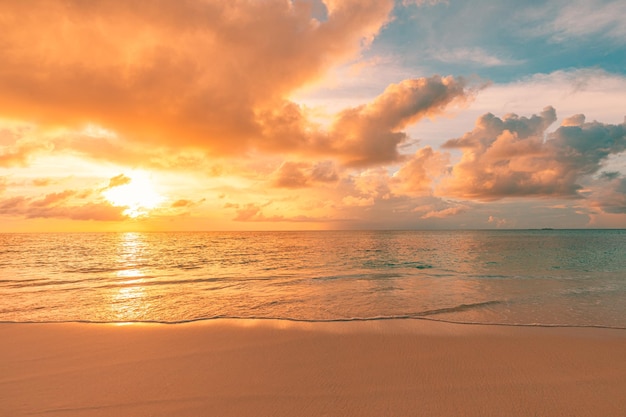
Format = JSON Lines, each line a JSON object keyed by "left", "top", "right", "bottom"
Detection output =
{"left": 1, "top": 230, "right": 625, "bottom": 328}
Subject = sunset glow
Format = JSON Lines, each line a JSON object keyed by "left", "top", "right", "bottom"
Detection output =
{"left": 102, "top": 173, "right": 164, "bottom": 218}
{"left": 0, "top": 0, "right": 624, "bottom": 231}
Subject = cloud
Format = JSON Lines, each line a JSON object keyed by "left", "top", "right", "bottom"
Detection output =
{"left": 233, "top": 203, "right": 263, "bottom": 222}
{"left": 516, "top": 0, "right": 626, "bottom": 43}
{"left": 420, "top": 205, "right": 467, "bottom": 219}
{"left": 171, "top": 199, "right": 193, "bottom": 208}
{"left": 0, "top": 0, "right": 394, "bottom": 158}
{"left": 0, "top": 2, "right": 475, "bottom": 173}
{"left": 324, "top": 75, "right": 471, "bottom": 166}
{"left": 255, "top": 75, "right": 472, "bottom": 166}
{"left": 0, "top": 194, "right": 126, "bottom": 221}
{"left": 107, "top": 174, "right": 132, "bottom": 188}
{"left": 589, "top": 174, "right": 626, "bottom": 214}
{"left": 342, "top": 195, "right": 375, "bottom": 207}
{"left": 432, "top": 47, "right": 523, "bottom": 67}
{"left": 487, "top": 215, "right": 512, "bottom": 228}
{"left": 272, "top": 160, "right": 338, "bottom": 188}
{"left": 562, "top": 114, "right": 586, "bottom": 127}
{"left": 35, "top": 203, "right": 127, "bottom": 221}
{"left": 475, "top": 70, "right": 626, "bottom": 120}
{"left": 351, "top": 168, "right": 392, "bottom": 201}
{"left": 0, "top": 131, "right": 52, "bottom": 167}
{"left": 32, "top": 178, "right": 55, "bottom": 187}
{"left": 30, "top": 190, "right": 76, "bottom": 208}
{"left": 58, "top": 133, "right": 222, "bottom": 172}
{"left": 232, "top": 202, "right": 291, "bottom": 222}
{"left": 392, "top": 146, "right": 448, "bottom": 196}
{"left": 402, "top": 0, "right": 449, "bottom": 6}
{"left": 549, "top": 118, "right": 626, "bottom": 175}
{"left": 231, "top": 201, "right": 340, "bottom": 223}
{"left": 273, "top": 162, "right": 310, "bottom": 189}
{"left": 0, "top": 196, "right": 29, "bottom": 212}
{"left": 440, "top": 107, "right": 626, "bottom": 200}
{"left": 549, "top": 0, "right": 626, "bottom": 42}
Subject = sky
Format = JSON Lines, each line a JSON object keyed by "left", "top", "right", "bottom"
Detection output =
{"left": 1, "top": 0, "right": 625, "bottom": 232}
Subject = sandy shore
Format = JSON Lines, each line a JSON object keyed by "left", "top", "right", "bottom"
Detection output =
{"left": 1, "top": 319, "right": 625, "bottom": 417}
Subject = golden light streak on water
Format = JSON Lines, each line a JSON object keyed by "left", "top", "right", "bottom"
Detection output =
{"left": 108, "top": 233, "right": 151, "bottom": 321}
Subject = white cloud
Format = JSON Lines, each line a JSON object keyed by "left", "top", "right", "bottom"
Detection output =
{"left": 474, "top": 70, "right": 626, "bottom": 125}
{"left": 517, "top": 0, "right": 626, "bottom": 43}
{"left": 432, "top": 47, "right": 523, "bottom": 67}
{"left": 402, "top": 0, "right": 449, "bottom": 6}
{"left": 408, "top": 69, "right": 626, "bottom": 148}
{"left": 550, "top": 0, "right": 626, "bottom": 42}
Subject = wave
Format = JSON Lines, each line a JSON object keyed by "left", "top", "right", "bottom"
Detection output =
{"left": 411, "top": 300, "right": 502, "bottom": 316}
{"left": 3, "top": 303, "right": 625, "bottom": 330}
{"left": 1, "top": 316, "right": 624, "bottom": 330}
{"left": 0, "top": 275, "right": 237, "bottom": 291}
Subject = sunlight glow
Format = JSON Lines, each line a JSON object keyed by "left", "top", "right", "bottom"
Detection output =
{"left": 81, "top": 123, "right": 117, "bottom": 139}
{"left": 109, "top": 232, "right": 151, "bottom": 321}
{"left": 103, "top": 172, "right": 164, "bottom": 218}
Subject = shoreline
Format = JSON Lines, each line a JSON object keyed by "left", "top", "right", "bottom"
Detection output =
{"left": 2, "top": 315, "right": 626, "bottom": 329}
{"left": 2, "top": 319, "right": 625, "bottom": 416}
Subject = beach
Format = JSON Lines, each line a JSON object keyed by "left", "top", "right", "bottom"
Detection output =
{"left": 2, "top": 319, "right": 625, "bottom": 417}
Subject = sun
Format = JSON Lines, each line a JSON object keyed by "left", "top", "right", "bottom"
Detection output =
{"left": 102, "top": 172, "right": 164, "bottom": 218}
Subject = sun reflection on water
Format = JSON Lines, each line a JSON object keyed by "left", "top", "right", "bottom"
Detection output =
{"left": 109, "top": 233, "right": 152, "bottom": 321}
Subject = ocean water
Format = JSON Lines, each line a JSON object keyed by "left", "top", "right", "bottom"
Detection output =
{"left": 1, "top": 230, "right": 625, "bottom": 328}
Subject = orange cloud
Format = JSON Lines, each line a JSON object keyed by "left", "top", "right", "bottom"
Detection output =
{"left": 0, "top": 0, "right": 394, "bottom": 159}
{"left": 1, "top": 1, "right": 476, "bottom": 174}
{"left": 0, "top": 194, "right": 126, "bottom": 221}
{"left": 172, "top": 199, "right": 193, "bottom": 208}
{"left": 272, "top": 160, "right": 338, "bottom": 188}
{"left": 439, "top": 107, "right": 626, "bottom": 200}
{"left": 232, "top": 202, "right": 291, "bottom": 222}
{"left": 30, "top": 190, "right": 76, "bottom": 208}
{"left": 230, "top": 201, "right": 338, "bottom": 223}
{"left": 32, "top": 178, "right": 55, "bottom": 187}
{"left": 107, "top": 174, "right": 132, "bottom": 188}
{"left": 324, "top": 76, "right": 470, "bottom": 166}
{"left": 220, "top": 75, "right": 473, "bottom": 179}
{"left": 254, "top": 75, "right": 471, "bottom": 167}
{"left": 392, "top": 146, "right": 449, "bottom": 196}
{"left": 420, "top": 206, "right": 467, "bottom": 219}
{"left": 352, "top": 168, "right": 392, "bottom": 201}
{"left": 0, "top": 128, "right": 52, "bottom": 167}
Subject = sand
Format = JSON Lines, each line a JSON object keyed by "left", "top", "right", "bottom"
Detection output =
{"left": 1, "top": 319, "right": 625, "bottom": 417}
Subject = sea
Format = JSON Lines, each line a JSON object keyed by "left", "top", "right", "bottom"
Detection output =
{"left": 1, "top": 230, "right": 625, "bottom": 328}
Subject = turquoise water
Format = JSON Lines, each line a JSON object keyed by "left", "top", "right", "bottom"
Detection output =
{"left": 1, "top": 230, "right": 625, "bottom": 327}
